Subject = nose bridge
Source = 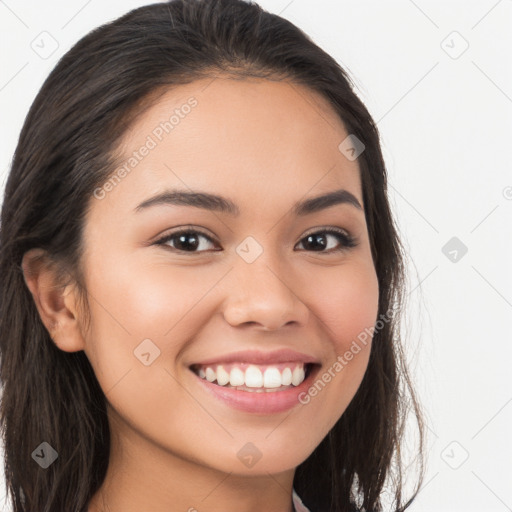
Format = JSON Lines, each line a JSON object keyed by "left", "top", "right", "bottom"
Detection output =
{"left": 221, "top": 235, "right": 308, "bottom": 330}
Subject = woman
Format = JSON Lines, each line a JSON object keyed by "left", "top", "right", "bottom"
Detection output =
{"left": 0, "top": 1, "right": 425, "bottom": 511}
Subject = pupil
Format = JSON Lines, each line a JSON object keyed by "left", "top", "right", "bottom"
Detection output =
{"left": 305, "top": 233, "right": 326, "bottom": 251}
{"left": 177, "top": 233, "right": 198, "bottom": 251}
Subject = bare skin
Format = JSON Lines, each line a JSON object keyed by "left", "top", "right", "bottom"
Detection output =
{"left": 22, "top": 76, "right": 379, "bottom": 512}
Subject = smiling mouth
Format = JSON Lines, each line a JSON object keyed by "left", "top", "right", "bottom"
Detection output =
{"left": 189, "top": 362, "right": 317, "bottom": 392}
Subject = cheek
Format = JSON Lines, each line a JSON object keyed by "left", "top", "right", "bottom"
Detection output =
{"left": 84, "top": 249, "right": 379, "bottom": 365}
{"left": 85, "top": 252, "right": 210, "bottom": 334}
{"left": 80, "top": 257, "right": 209, "bottom": 429}
{"left": 303, "top": 261, "right": 379, "bottom": 405}
{"left": 312, "top": 261, "right": 380, "bottom": 352}
{"left": 82, "top": 255, "right": 226, "bottom": 373}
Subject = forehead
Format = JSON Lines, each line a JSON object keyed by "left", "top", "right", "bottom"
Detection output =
{"left": 94, "top": 76, "right": 363, "bottom": 217}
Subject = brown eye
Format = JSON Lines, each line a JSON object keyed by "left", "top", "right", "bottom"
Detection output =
{"left": 153, "top": 227, "right": 358, "bottom": 255}
{"left": 296, "top": 229, "right": 358, "bottom": 253}
{"left": 155, "top": 229, "right": 218, "bottom": 253}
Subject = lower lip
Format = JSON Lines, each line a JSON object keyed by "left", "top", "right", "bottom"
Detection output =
{"left": 191, "top": 364, "right": 320, "bottom": 414}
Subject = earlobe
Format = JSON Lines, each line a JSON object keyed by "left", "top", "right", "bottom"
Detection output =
{"left": 21, "top": 248, "right": 86, "bottom": 352}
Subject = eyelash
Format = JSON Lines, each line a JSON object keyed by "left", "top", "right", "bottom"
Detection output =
{"left": 153, "top": 226, "right": 358, "bottom": 254}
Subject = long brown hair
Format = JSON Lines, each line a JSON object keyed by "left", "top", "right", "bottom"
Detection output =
{"left": 0, "top": 1, "right": 425, "bottom": 510}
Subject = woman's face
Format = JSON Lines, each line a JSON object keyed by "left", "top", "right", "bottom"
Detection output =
{"left": 80, "top": 76, "right": 379, "bottom": 477}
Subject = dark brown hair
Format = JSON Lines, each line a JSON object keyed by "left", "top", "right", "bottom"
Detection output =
{"left": 0, "top": 1, "right": 425, "bottom": 510}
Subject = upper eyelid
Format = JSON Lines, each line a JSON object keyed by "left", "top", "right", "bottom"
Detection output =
{"left": 155, "top": 226, "right": 356, "bottom": 248}
{"left": 155, "top": 225, "right": 352, "bottom": 239}
{"left": 301, "top": 226, "right": 351, "bottom": 238}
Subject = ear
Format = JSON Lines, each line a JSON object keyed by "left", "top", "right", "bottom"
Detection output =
{"left": 21, "top": 248, "right": 86, "bottom": 352}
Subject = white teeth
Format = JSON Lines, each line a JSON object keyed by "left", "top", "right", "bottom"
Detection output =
{"left": 229, "top": 367, "right": 245, "bottom": 387}
{"left": 245, "top": 365, "right": 263, "bottom": 387}
{"left": 195, "top": 363, "right": 309, "bottom": 389}
{"left": 205, "top": 367, "right": 216, "bottom": 382}
{"left": 263, "top": 367, "right": 282, "bottom": 388}
{"left": 281, "top": 367, "right": 292, "bottom": 386}
{"left": 216, "top": 365, "right": 230, "bottom": 386}
{"left": 291, "top": 366, "right": 305, "bottom": 386}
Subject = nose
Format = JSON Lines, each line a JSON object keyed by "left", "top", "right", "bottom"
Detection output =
{"left": 221, "top": 256, "right": 310, "bottom": 331}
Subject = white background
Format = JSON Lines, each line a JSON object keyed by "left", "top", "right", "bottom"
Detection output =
{"left": 1, "top": 1, "right": 511, "bottom": 511}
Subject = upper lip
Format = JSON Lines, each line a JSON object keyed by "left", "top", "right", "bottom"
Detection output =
{"left": 189, "top": 349, "right": 320, "bottom": 367}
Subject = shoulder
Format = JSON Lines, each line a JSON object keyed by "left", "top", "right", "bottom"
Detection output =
{"left": 292, "top": 488, "right": 366, "bottom": 512}
{"left": 292, "top": 488, "right": 312, "bottom": 512}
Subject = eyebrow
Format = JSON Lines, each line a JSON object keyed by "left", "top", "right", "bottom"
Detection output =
{"left": 134, "top": 188, "right": 363, "bottom": 216}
